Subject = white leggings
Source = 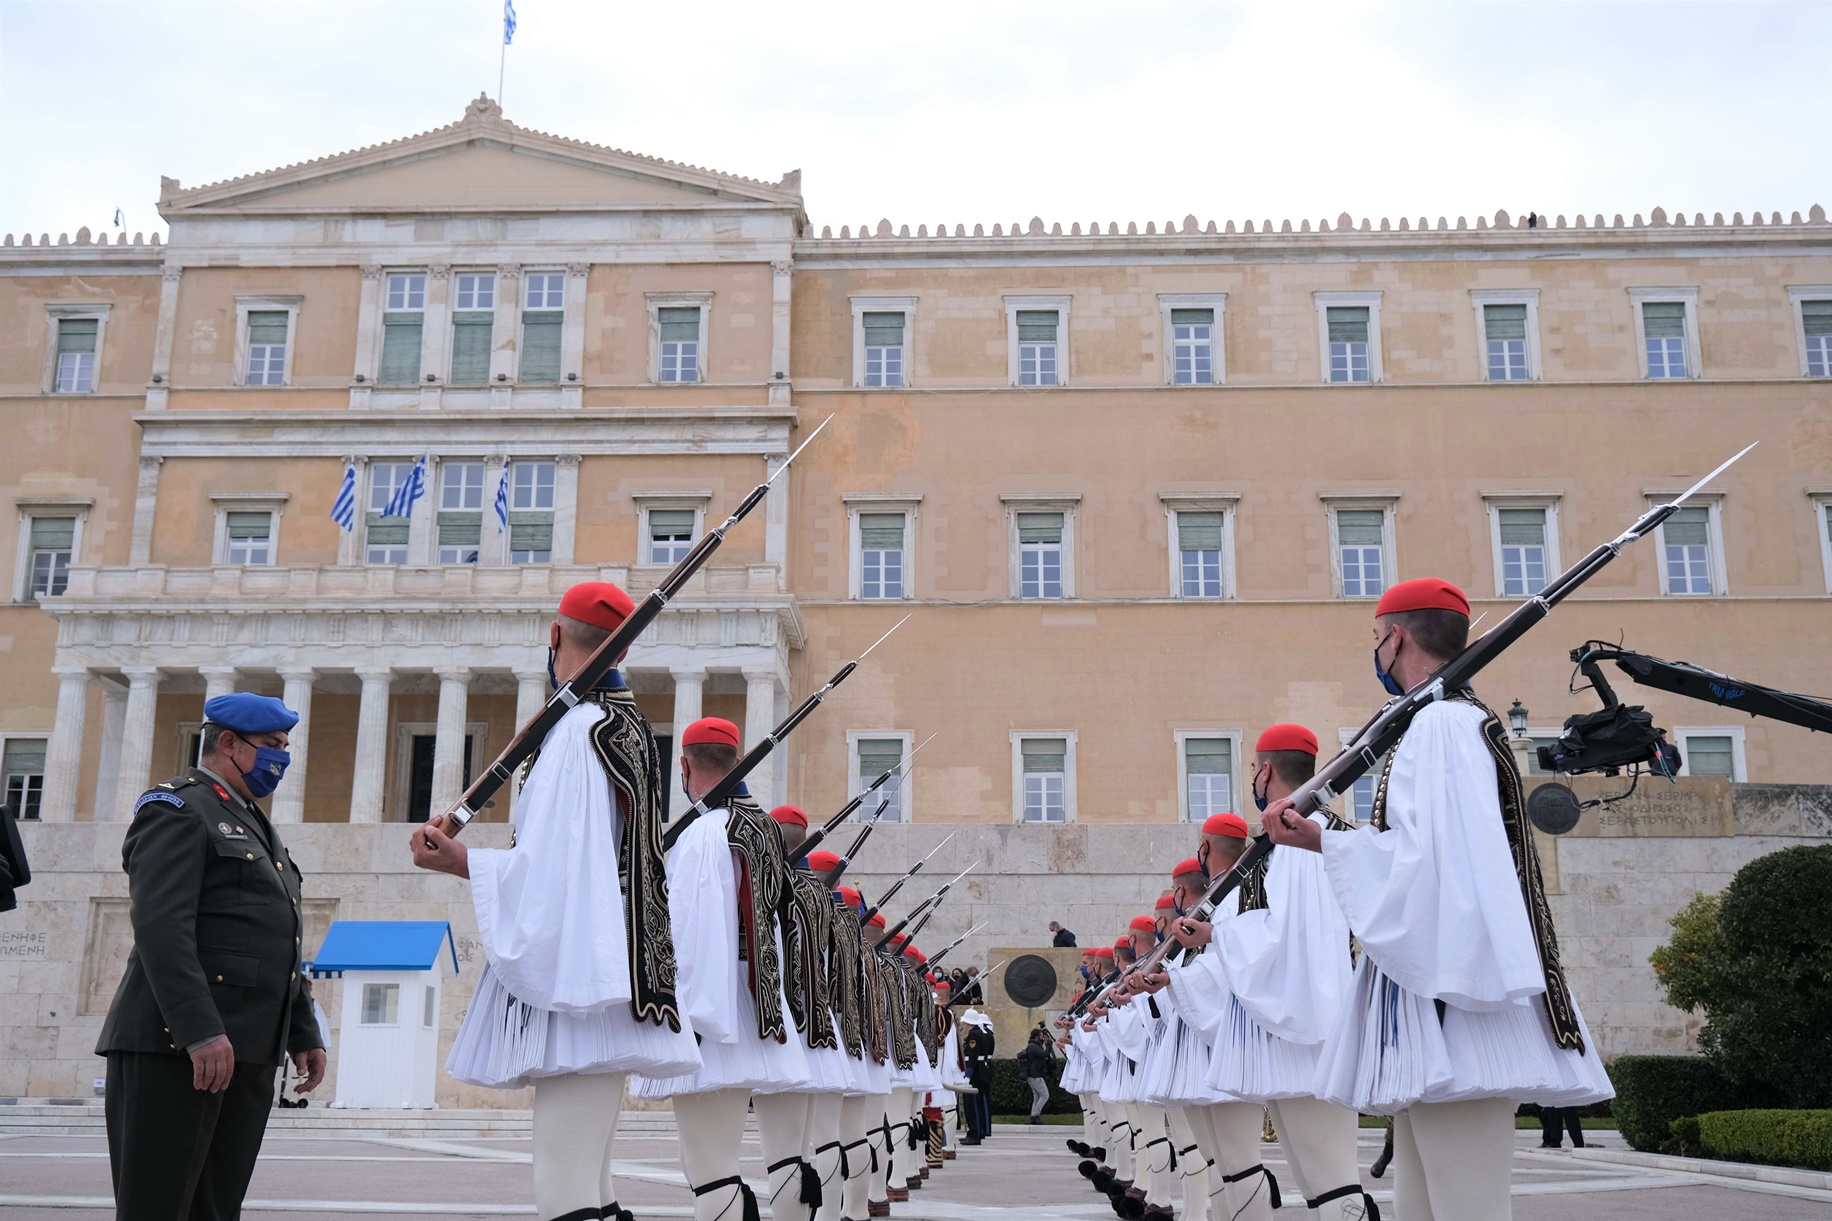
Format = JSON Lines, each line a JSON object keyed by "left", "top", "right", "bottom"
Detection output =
{"left": 672, "top": 1088, "right": 751, "bottom": 1221}
{"left": 1266, "top": 1096, "right": 1365, "bottom": 1220}
{"left": 1168, "top": 1106, "right": 1211, "bottom": 1221}
{"left": 753, "top": 1091, "right": 815, "bottom": 1221}
{"left": 531, "top": 1071, "right": 627, "bottom": 1221}
{"left": 1393, "top": 1098, "right": 1518, "bottom": 1221}
{"left": 1134, "top": 1106, "right": 1174, "bottom": 1206}
{"left": 1191, "top": 1101, "right": 1275, "bottom": 1221}
{"left": 888, "top": 1086, "right": 919, "bottom": 1187}
{"left": 808, "top": 1093, "right": 845, "bottom": 1221}
{"left": 839, "top": 1094, "right": 880, "bottom": 1220}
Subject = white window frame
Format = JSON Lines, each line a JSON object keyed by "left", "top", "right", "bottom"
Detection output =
{"left": 517, "top": 269, "right": 568, "bottom": 383}
{"left": 843, "top": 494, "right": 921, "bottom": 600}
{"left": 42, "top": 303, "right": 111, "bottom": 395}
{"left": 1174, "top": 728, "right": 1243, "bottom": 823}
{"left": 1649, "top": 493, "right": 1726, "bottom": 596}
{"left": 1470, "top": 288, "right": 1542, "bottom": 382}
{"left": 12, "top": 498, "right": 91, "bottom": 602}
{"left": 376, "top": 271, "right": 429, "bottom": 387}
{"left": 1160, "top": 494, "right": 1239, "bottom": 599}
{"left": 1313, "top": 291, "right": 1383, "bottom": 385}
{"left": 360, "top": 981, "right": 401, "bottom": 1027}
{"left": 1004, "top": 294, "right": 1071, "bottom": 388}
{"left": 633, "top": 491, "right": 712, "bottom": 568}
{"left": 522, "top": 269, "right": 567, "bottom": 311}
{"left": 232, "top": 295, "right": 302, "bottom": 388}
{"left": 209, "top": 493, "right": 287, "bottom": 567}
{"left": 1158, "top": 293, "right": 1228, "bottom": 386}
{"left": 1323, "top": 496, "right": 1398, "bottom": 599}
{"left": 1628, "top": 287, "right": 1702, "bottom": 380}
{"left": 435, "top": 459, "right": 488, "bottom": 565}
{"left": 0, "top": 731, "right": 51, "bottom": 821}
{"left": 1002, "top": 495, "right": 1079, "bottom": 600}
{"left": 850, "top": 295, "right": 916, "bottom": 389}
{"left": 1812, "top": 493, "right": 1832, "bottom": 595}
{"left": 647, "top": 291, "right": 713, "bottom": 385}
{"left": 1787, "top": 285, "right": 1832, "bottom": 379}
{"left": 507, "top": 460, "right": 559, "bottom": 565}
{"left": 452, "top": 270, "right": 497, "bottom": 312}
{"left": 847, "top": 729, "right": 915, "bottom": 822}
{"left": 1337, "top": 728, "right": 1388, "bottom": 825}
{"left": 1483, "top": 493, "right": 1562, "bottom": 598}
{"left": 1010, "top": 730, "right": 1077, "bottom": 824}
{"left": 1673, "top": 725, "right": 1747, "bottom": 781}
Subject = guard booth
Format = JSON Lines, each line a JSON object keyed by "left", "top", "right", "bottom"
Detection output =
{"left": 309, "top": 921, "right": 459, "bottom": 1109}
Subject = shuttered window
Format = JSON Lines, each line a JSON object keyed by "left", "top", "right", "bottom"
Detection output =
{"left": 1170, "top": 307, "right": 1215, "bottom": 384}
{"left": 509, "top": 461, "right": 556, "bottom": 563}
{"left": 857, "top": 738, "right": 906, "bottom": 821}
{"left": 1184, "top": 737, "right": 1232, "bottom": 821}
{"left": 450, "top": 313, "right": 494, "bottom": 384}
{"left": 1017, "top": 511, "right": 1065, "bottom": 599}
{"left": 1802, "top": 300, "right": 1832, "bottom": 378}
{"left": 54, "top": 317, "right": 98, "bottom": 393}
{"left": 28, "top": 516, "right": 75, "bottom": 597}
{"left": 225, "top": 511, "right": 273, "bottom": 565}
{"left": 1684, "top": 734, "right": 1736, "bottom": 778}
{"left": 1661, "top": 505, "right": 1713, "bottom": 595}
{"left": 365, "top": 462, "right": 416, "bottom": 563}
{"left": 658, "top": 307, "right": 701, "bottom": 383}
{"left": 1020, "top": 737, "right": 1068, "bottom": 823}
{"left": 863, "top": 311, "right": 906, "bottom": 387}
{"left": 2, "top": 738, "right": 47, "bottom": 821}
{"left": 1335, "top": 508, "right": 1387, "bottom": 597}
{"left": 858, "top": 512, "right": 906, "bottom": 599}
{"left": 438, "top": 462, "right": 484, "bottom": 564}
{"left": 520, "top": 310, "right": 563, "bottom": 382}
{"left": 245, "top": 310, "right": 289, "bottom": 385}
{"left": 380, "top": 274, "right": 425, "bottom": 385}
{"left": 1642, "top": 301, "right": 1689, "bottom": 378}
{"left": 1017, "top": 309, "right": 1060, "bottom": 386}
{"left": 1483, "top": 303, "right": 1529, "bottom": 381}
{"left": 1327, "top": 306, "right": 1370, "bottom": 382}
{"left": 648, "top": 509, "right": 696, "bottom": 564}
{"left": 1497, "top": 507, "right": 1549, "bottom": 596}
{"left": 1177, "top": 510, "right": 1225, "bottom": 597}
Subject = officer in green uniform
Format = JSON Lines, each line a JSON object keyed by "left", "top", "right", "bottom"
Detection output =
{"left": 96, "top": 692, "right": 327, "bottom": 1221}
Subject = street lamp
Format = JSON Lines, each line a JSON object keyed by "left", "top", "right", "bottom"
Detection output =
{"left": 1507, "top": 699, "right": 1530, "bottom": 738}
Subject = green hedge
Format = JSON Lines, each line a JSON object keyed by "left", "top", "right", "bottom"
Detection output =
{"left": 982, "top": 1056, "right": 1078, "bottom": 1115}
{"left": 1686, "top": 1110, "right": 1832, "bottom": 1171}
{"left": 1609, "top": 1055, "right": 1783, "bottom": 1153}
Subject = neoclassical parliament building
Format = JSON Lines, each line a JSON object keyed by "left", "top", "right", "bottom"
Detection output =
{"left": 4, "top": 97, "right": 1830, "bottom": 1100}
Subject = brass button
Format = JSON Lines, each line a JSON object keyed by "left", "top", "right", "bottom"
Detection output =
{"left": 276, "top": 861, "right": 284, "bottom": 871}
{"left": 295, "top": 937, "right": 300, "bottom": 945}
{"left": 245, "top": 853, "right": 254, "bottom": 860}
{"left": 290, "top": 971, "right": 297, "bottom": 980}
{"left": 215, "top": 975, "right": 224, "bottom": 982}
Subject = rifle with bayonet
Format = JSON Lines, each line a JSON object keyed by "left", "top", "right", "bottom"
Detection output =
{"left": 801, "top": 734, "right": 934, "bottom": 866}
{"left": 857, "top": 832, "right": 957, "bottom": 924}
{"left": 924, "top": 922, "right": 988, "bottom": 971}
{"left": 873, "top": 862, "right": 975, "bottom": 948}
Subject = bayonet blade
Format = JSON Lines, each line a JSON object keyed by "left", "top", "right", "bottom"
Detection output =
{"left": 766, "top": 415, "right": 832, "bottom": 487}
{"left": 855, "top": 613, "right": 913, "bottom": 665}
{"left": 1667, "top": 441, "right": 1757, "bottom": 511}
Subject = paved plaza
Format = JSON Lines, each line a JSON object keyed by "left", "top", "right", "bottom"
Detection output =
{"left": 4, "top": 1116, "right": 1830, "bottom": 1220}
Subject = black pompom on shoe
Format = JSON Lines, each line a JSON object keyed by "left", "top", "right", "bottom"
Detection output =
{"left": 1090, "top": 1146, "right": 1108, "bottom": 1161}
{"left": 1079, "top": 1160, "right": 1099, "bottom": 1180}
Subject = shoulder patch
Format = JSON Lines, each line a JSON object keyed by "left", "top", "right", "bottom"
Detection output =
{"left": 134, "top": 791, "right": 187, "bottom": 815}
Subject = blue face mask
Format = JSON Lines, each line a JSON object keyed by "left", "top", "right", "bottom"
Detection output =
{"left": 1374, "top": 629, "right": 1406, "bottom": 697}
{"left": 241, "top": 745, "right": 290, "bottom": 799}
{"left": 1251, "top": 764, "right": 1270, "bottom": 813}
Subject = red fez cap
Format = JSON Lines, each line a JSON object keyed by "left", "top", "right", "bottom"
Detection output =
{"left": 805, "top": 850, "right": 841, "bottom": 875}
{"left": 558, "top": 581, "right": 636, "bottom": 631}
{"left": 682, "top": 717, "right": 740, "bottom": 748}
{"left": 1092, "top": 946, "right": 1114, "bottom": 959}
{"left": 866, "top": 913, "right": 886, "bottom": 929}
{"left": 838, "top": 885, "right": 862, "bottom": 906}
{"left": 905, "top": 948, "right": 927, "bottom": 964}
{"left": 1113, "top": 937, "right": 1130, "bottom": 951}
{"left": 1082, "top": 945, "right": 1103, "bottom": 957}
{"left": 887, "top": 933, "right": 907, "bottom": 949}
{"left": 1376, "top": 577, "right": 1470, "bottom": 618}
{"left": 1172, "top": 857, "right": 1204, "bottom": 880}
{"left": 1255, "top": 723, "right": 1319, "bottom": 756}
{"left": 1128, "top": 915, "right": 1157, "bottom": 932}
{"left": 770, "top": 804, "right": 808, "bottom": 829}
{"left": 1202, "top": 812, "right": 1250, "bottom": 839}
{"left": 1154, "top": 893, "right": 1176, "bottom": 912}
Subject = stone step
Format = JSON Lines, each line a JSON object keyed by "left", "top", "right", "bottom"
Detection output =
{"left": 0, "top": 1102, "right": 679, "bottom": 1139}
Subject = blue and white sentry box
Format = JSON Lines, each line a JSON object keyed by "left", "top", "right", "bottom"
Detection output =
{"left": 309, "top": 921, "right": 459, "bottom": 1109}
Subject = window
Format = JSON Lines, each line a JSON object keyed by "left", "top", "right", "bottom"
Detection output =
{"left": 657, "top": 307, "right": 702, "bottom": 383}
{"left": 224, "top": 512, "right": 273, "bottom": 565}
{"left": 54, "top": 317, "right": 98, "bottom": 393}
{"left": 2, "top": 738, "right": 46, "bottom": 820}
{"left": 438, "top": 462, "right": 485, "bottom": 564}
{"left": 366, "top": 462, "right": 416, "bottom": 564}
{"left": 1176, "top": 511, "right": 1227, "bottom": 598}
{"left": 243, "top": 311, "right": 289, "bottom": 385}
{"left": 1314, "top": 292, "right": 1382, "bottom": 384}
{"left": 863, "top": 313, "right": 906, "bottom": 387}
{"left": 1180, "top": 735, "right": 1234, "bottom": 822}
{"left": 1630, "top": 288, "right": 1700, "bottom": 380}
{"left": 422, "top": 984, "right": 437, "bottom": 1029}
{"left": 852, "top": 734, "right": 909, "bottom": 822}
{"left": 1791, "top": 290, "right": 1832, "bottom": 378}
{"left": 521, "top": 272, "right": 564, "bottom": 382}
{"left": 1486, "top": 498, "right": 1560, "bottom": 597}
{"left": 360, "top": 982, "right": 400, "bottom": 1026}
{"left": 858, "top": 513, "right": 907, "bottom": 599}
{"left": 450, "top": 272, "right": 496, "bottom": 385}
{"left": 27, "top": 516, "right": 75, "bottom": 597}
{"left": 1017, "top": 512, "right": 1065, "bottom": 599}
{"left": 1816, "top": 498, "right": 1832, "bottom": 594}
{"left": 1168, "top": 309, "right": 1216, "bottom": 384}
{"left": 1014, "top": 734, "right": 1073, "bottom": 823}
{"left": 647, "top": 508, "right": 696, "bottom": 565}
{"left": 1655, "top": 503, "right": 1721, "bottom": 596}
{"left": 1675, "top": 727, "right": 1746, "bottom": 781}
{"left": 509, "top": 461, "right": 555, "bottom": 563}
{"left": 1339, "top": 730, "right": 1391, "bottom": 824}
{"left": 1006, "top": 295, "right": 1070, "bottom": 387}
{"left": 380, "top": 274, "right": 426, "bottom": 385}
{"left": 1483, "top": 305, "right": 1528, "bottom": 380}
{"left": 1329, "top": 504, "right": 1393, "bottom": 598}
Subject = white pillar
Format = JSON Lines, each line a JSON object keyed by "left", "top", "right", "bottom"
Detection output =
{"left": 431, "top": 668, "right": 472, "bottom": 817}
{"left": 128, "top": 455, "right": 162, "bottom": 566}
{"left": 94, "top": 678, "right": 128, "bottom": 818}
{"left": 669, "top": 666, "right": 706, "bottom": 820}
{"left": 764, "top": 450, "right": 789, "bottom": 574}
{"left": 271, "top": 668, "right": 314, "bottom": 824}
{"left": 111, "top": 667, "right": 162, "bottom": 819}
{"left": 743, "top": 668, "right": 779, "bottom": 812}
{"left": 552, "top": 454, "right": 581, "bottom": 564}
{"left": 38, "top": 667, "right": 91, "bottom": 823}
{"left": 349, "top": 668, "right": 392, "bottom": 823}
{"left": 510, "top": 669, "right": 547, "bottom": 819}
{"left": 198, "top": 666, "right": 238, "bottom": 704}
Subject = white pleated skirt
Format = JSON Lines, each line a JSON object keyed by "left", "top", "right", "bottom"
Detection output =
{"left": 1314, "top": 960, "right": 1617, "bottom": 1115}
{"left": 446, "top": 963, "right": 703, "bottom": 1089}
{"left": 1206, "top": 996, "right": 1322, "bottom": 1102}
{"left": 1152, "top": 1018, "right": 1234, "bottom": 1107}
{"left": 631, "top": 968, "right": 810, "bottom": 1099}
{"left": 1059, "top": 1047, "right": 1089, "bottom": 1094}
{"left": 852, "top": 1051, "right": 893, "bottom": 1095}
{"left": 797, "top": 1010, "right": 864, "bottom": 1095}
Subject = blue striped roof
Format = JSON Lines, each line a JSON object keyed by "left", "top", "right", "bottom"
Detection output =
{"left": 308, "top": 921, "right": 458, "bottom": 975}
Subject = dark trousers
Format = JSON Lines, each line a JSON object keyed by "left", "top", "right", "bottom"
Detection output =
{"left": 965, "top": 1064, "right": 992, "bottom": 1138}
{"left": 105, "top": 1052, "right": 278, "bottom": 1221}
{"left": 1538, "top": 1105, "right": 1585, "bottom": 1148}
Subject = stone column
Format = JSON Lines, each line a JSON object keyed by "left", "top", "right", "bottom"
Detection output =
{"left": 197, "top": 666, "right": 238, "bottom": 704}
{"left": 129, "top": 455, "right": 162, "bottom": 566}
{"left": 552, "top": 454, "right": 581, "bottom": 564}
{"left": 431, "top": 668, "right": 472, "bottom": 817}
{"left": 510, "top": 670, "right": 547, "bottom": 819}
{"left": 38, "top": 667, "right": 91, "bottom": 823}
{"left": 669, "top": 666, "right": 706, "bottom": 820}
{"left": 94, "top": 678, "right": 128, "bottom": 817}
{"left": 349, "top": 668, "right": 392, "bottom": 823}
{"left": 110, "top": 667, "right": 162, "bottom": 818}
{"left": 743, "top": 669, "right": 779, "bottom": 811}
{"left": 271, "top": 668, "right": 314, "bottom": 824}
{"left": 764, "top": 450, "right": 789, "bottom": 574}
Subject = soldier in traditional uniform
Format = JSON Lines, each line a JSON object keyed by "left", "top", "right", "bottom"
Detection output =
{"left": 96, "top": 692, "right": 326, "bottom": 1221}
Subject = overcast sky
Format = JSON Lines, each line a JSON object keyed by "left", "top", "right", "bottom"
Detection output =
{"left": 2, "top": 0, "right": 1827, "bottom": 239}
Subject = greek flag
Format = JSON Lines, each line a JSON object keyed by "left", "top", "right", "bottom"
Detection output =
{"left": 493, "top": 465, "right": 510, "bottom": 533}
{"left": 330, "top": 463, "right": 357, "bottom": 531}
{"left": 503, "top": 0, "right": 516, "bottom": 45}
{"left": 383, "top": 456, "right": 427, "bottom": 520}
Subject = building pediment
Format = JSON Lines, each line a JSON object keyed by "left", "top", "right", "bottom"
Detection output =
{"left": 159, "top": 95, "right": 803, "bottom": 217}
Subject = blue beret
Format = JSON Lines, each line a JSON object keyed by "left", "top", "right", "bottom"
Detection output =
{"left": 202, "top": 693, "right": 299, "bottom": 735}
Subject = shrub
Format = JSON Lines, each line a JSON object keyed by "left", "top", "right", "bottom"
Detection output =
{"left": 1693, "top": 1109, "right": 1832, "bottom": 1172}
{"left": 1607, "top": 1055, "right": 1781, "bottom": 1153}
{"left": 1649, "top": 891, "right": 1728, "bottom": 1014}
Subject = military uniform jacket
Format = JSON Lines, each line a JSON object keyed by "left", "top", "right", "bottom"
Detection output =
{"left": 96, "top": 768, "right": 322, "bottom": 1065}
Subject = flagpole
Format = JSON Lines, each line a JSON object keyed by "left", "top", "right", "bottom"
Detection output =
{"left": 498, "top": 41, "right": 506, "bottom": 108}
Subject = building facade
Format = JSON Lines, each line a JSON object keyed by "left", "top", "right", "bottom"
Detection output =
{"left": 3, "top": 97, "right": 1831, "bottom": 1101}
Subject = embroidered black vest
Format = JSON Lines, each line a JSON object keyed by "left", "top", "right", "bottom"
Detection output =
{"left": 828, "top": 896, "right": 869, "bottom": 1059}
{"left": 1369, "top": 692, "right": 1584, "bottom": 1053}
{"left": 724, "top": 796, "right": 791, "bottom": 1042}
{"left": 782, "top": 868, "right": 841, "bottom": 1050}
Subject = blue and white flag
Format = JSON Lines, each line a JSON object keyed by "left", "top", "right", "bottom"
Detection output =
{"left": 503, "top": 0, "right": 516, "bottom": 45}
{"left": 330, "top": 463, "right": 357, "bottom": 531}
{"left": 383, "top": 456, "right": 427, "bottom": 520}
{"left": 493, "top": 465, "right": 510, "bottom": 533}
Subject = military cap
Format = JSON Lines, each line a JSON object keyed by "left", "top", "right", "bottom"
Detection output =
{"left": 202, "top": 693, "right": 298, "bottom": 735}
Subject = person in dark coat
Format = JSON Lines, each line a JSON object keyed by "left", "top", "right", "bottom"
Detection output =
{"left": 1049, "top": 921, "right": 1077, "bottom": 947}
{"left": 1017, "top": 1028, "right": 1056, "bottom": 1123}
{"left": 959, "top": 1012, "right": 996, "bottom": 1144}
{"left": 96, "top": 692, "right": 326, "bottom": 1221}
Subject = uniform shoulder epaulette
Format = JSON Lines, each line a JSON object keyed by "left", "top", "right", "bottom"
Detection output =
{"left": 133, "top": 775, "right": 206, "bottom": 816}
